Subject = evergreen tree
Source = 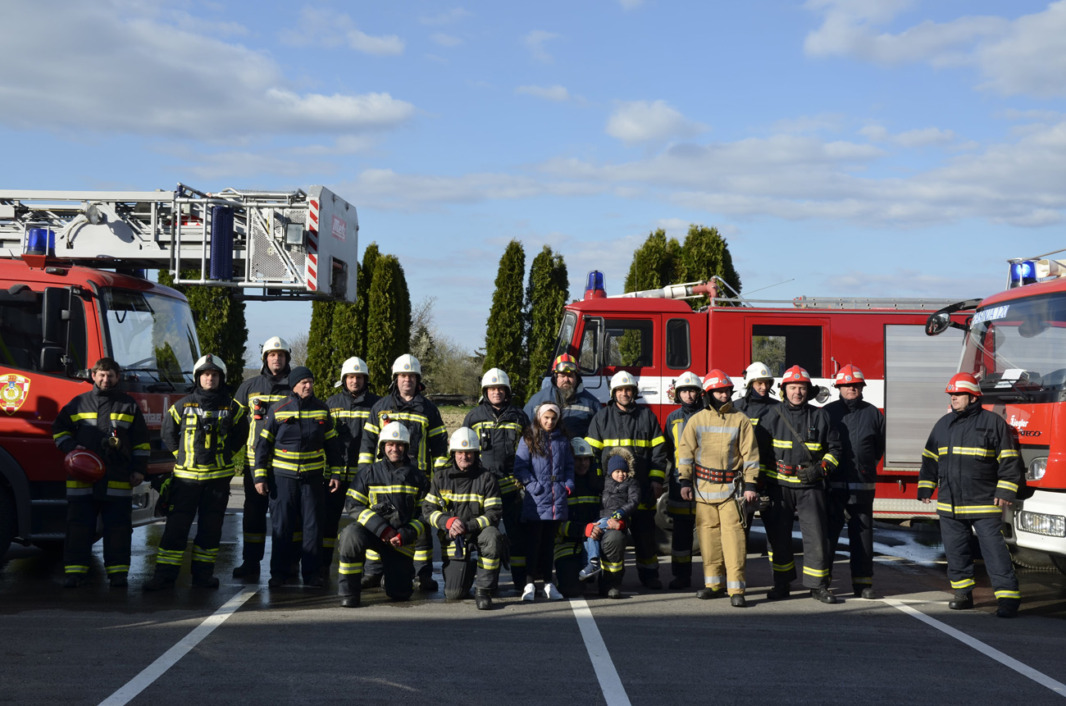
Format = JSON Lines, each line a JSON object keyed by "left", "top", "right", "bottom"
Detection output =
{"left": 306, "top": 299, "right": 335, "bottom": 398}
{"left": 366, "top": 255, "right": 412, "bottom": 387}
{"left": 526, "top": 246, "right": 569, "bottom": 387}
{"left": 158, "top": 270, "right": 247, "bottom": 385}
{"left": 484, "top": 240, "right": 527, "bottom": 401}
{"left": 623, "top": 229, "right": 682, "bottom": 293}
{"left": 679, "top": 224, "right": 743, "bottom": 309}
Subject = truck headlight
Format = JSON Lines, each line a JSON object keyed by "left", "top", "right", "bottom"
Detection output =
{"left": 1027, "top": 457, "right": 1048, "bottom": 482}
{"left": 1017, "top": 510, "right": 1066, "bottom": 537}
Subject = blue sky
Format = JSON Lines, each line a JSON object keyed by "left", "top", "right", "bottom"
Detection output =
{"left": 4, "top": 0, "right": 1066, "bottom": 365}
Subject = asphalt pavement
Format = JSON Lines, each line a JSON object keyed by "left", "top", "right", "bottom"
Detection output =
{"left": 4, "top": 483, "right": 1066, "bottom": 705}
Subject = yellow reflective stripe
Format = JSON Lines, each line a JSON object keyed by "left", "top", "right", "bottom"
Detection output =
{"left": 594, "top": 438, "right": 661, "bottom": 448}
{"left": 70, "top": 413, "right": 96, "bottom": 422}
{"left": 110, "top": 413, "right": 135, "bottom": 423}
{"left": 275, "top": 410, "right": 330, "bottom": 421}
{"left": 999, "top": 449, "right": 1020, "bottom": 460}
{"left": 937, "top": 503, "right": 1001, "bottom": 515}
{"left": 331, "top": 409, "right": 371, "bottom": 419}
{"left": 276, "top": 449, "right": 327, "bottom": 460}
{"left": 917, "top": 480, "right": 936, "bottom": 489}
{"left": 998, "top": 480, "right": 1018, "bottom": 492}
{"left": 922, "top": 448, "right": 939, "bottom": 461}
{"left": 950, "top": 447, "right": 996, "bottom": 458}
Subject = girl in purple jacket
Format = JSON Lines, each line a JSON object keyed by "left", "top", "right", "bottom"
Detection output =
{"left": 514, "top": 403, "right": 575, "bottom": 602}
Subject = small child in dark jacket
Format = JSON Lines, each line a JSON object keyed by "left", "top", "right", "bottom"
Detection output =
{"left": 579, "top": 449, "right": 639, "bottom": 581}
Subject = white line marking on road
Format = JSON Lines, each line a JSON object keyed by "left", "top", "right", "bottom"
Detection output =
{"left": 884, "top": 598, "right": 1066, "bottom": 697}
{"left": 569, "top": 597, "right": 632, "bottom": 706}
{"left": 99, "top": 588, "right": 258, "bottom": 706}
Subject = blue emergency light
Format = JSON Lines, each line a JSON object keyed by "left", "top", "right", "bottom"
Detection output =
{"left": 584, "top": 270, "right": 606, "bottom": 299}
{"left": 1008, "top": 260, "right": 1037, "bottom": 288}
{"left": 25, "top": 228, "right": 55, "bottom": 256}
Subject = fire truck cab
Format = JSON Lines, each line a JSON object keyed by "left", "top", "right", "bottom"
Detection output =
{"left": 0, "top": 185, "right": 359, "bottom": 559}
{"left": 550, "top": 272, "right": 970, "bottom": 520}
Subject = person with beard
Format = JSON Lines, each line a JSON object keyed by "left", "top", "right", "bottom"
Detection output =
{"left": 357, "top": 354, "right": 448, "bottom": 592}
{"left": 53, "top": 357, "right": 150, "bottom": 588}
{"left": 662, "top": 371, "right": 705, "bottom": 590}
{"left": 145, "top": 354, "right": 249, "bottom": 591}
{"left": 232, "top": 336, "right": 292, "bottom": 581}
{"left": 586, "top": 371, "right": 669, "bottom": 591}
{"left": 733, "top": 362, "right": 780, "bottom": 533}
{"left": 463, "top": 368, "right": 530, "bottom": 590}
{"left": 337, "top": 422, "right": 429, "bottom": 607}
{"left": 824, "top": 364, "right": 885, "bottom": 599}
{"left": 323, "top": 357, "right": 380, "bottom": 575}
{"left": 423, "top": 427, "right": 504, "bottom": 610}
{"left": 677, "top": 370, "right": 759, "bottom": 607}
{"left": 254, "top": 366, "right": 343, "bottom": 589}
{"left": 761, "top": 365, "right": 843, "bottom": 605}
{"left": 524, "top": 354, "right": 601, "bottom": 439}
{"left": 919, "top": 373, "right": 1023, "bottom": 618}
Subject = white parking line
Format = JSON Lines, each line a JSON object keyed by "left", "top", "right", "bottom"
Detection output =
{"left": 569, "top": 597, "right": 632, "bottom": 706}
{"left": 884, "top": 598, "right": 1066, "bottom": 697}
{"left": 99, "top": 588, "right": 258, "bottom": 706}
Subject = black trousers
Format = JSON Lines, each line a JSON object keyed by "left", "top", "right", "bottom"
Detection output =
{"left": 241, "top": 467, "right": 269, "bottom": 563}
{"left": 765, "top": 484, "right": 831, "bottom": 589}
{"left": 337, "top": 524, "right": 415, "bottom": 600}
{"left": 827, "top": 489, "right": 874, "bottom": 586}
{"left": 440, "top": 526, "right": 503, "bottom": 599}
{"left": 522, "top": 520, "right": 560, "bottom": 582}
{"left": 64, "top": 495, "right": 132, "bottom": 577}
{"left": 940, "top": 514, "right": 1019, "bottom": 598}
{"left": 269, "top": 474, "right": 324, "bottom": 582}
{"left": 153, "top": 477, "right": 230, "bottom": 579}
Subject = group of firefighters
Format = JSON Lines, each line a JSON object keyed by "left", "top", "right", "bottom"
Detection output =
{"left": 52, "top": 340, "right": 1025, "bottom": 617}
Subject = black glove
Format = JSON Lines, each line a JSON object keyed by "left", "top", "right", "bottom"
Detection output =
{"left": 797, "top": 464, "right": 824, "bottom": 484}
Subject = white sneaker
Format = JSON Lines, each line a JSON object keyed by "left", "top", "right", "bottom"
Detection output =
{"left": 544, "top": 582, "right": 563, "bottom": 601}
{"left": 521, "top": 582, "right": 536, "bottom": 602}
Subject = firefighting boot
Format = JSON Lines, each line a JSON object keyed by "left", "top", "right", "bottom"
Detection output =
{"left": 144, "top": 565, "right": 179, "bottom": 591}
{"left": 668, "top": 575, "right": 692, "bottom": 590}
{"left": 811, "top": 587, "right": 841, "bottom": 605}
{"left": 949, "top": 592, "right": 974, "bottom": 610}
{"left": 696, "top": 587, "right": 727, "bottom": 600}
{"left": 730, "top": 594, "right": 748, "bottom": 608}
{"left": 360, "top": 573, "right": 383, "bottom": 590}
{"left": 63, "top": 574, "right": 87, "bottom": 589}
{"left": 190, "top": 562, "right": 220, "bottom": 589}
{"left": 766, "top": 582, "right": 791, "bottom": 600}
{"left": 108, "top": 573, "right": 129, "bottom": 589}
{"left": 475, "top": 589, "right": 493, "bottom": 611}
{"left": 232, "top": 562, "right": 260, "bottom": 581}
{"left": 996, "top": 598, "right": 1020, "bottom": 618}
{"left": 340, "top": 590, "right": 362, "bottom": 608}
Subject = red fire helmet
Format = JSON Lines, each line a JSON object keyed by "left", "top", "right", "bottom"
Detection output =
{"left": 64, "top": 448, "right": 106, "bottom": 483}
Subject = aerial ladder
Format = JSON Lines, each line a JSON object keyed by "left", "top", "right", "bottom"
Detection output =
{"left": 0, "top": 184, "right": 359, "bottom": 301}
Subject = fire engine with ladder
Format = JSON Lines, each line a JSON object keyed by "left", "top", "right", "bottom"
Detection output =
{"left": 547, "top": 271, "right": 972, "bottom": 528}
{"left": 927, "top": 251, "right": 1066, "bottom": 573}
{"left": 0, "top": 184, "right": 358, "bottom": 558}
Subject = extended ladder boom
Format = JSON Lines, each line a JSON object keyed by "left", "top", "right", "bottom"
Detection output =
{"left": 0, "top": 184, "right": 358, "bottom": 301}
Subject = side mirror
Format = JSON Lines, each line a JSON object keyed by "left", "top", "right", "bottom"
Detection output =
{"left": 925, "top": 312, "right": 951, "bottom": 336}
{"left": 39, "top": 346, "right": 64, "bottom": 373}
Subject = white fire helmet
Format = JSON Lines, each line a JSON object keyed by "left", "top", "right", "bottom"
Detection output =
{"left": 391, "top": 354, "right": 422, "bottom": 377}
{"left": 571, "top": 437, "right": 594, "bottom": 458}
{"left": 261, "top": 336, "right": 291, "bottom": 361}
{"left": 378, "top": 421, "right": 411, "bottom": 449}
{"left": 744, "top": 361, "right": 774, "bottom": 388}
{"left": 449, "top": 427, "right": 481, "bottom": 453}
{"left": 609, "top": 371, "right": 638, "bottom": 395}
{"left": 335, "top": 356, "right": 369, "bottom": 387}
{"left": 481, "top": 368, "right": 511, "bottom": 392}
{"left": 672, "top": 371, "right": 702, "bottom": 402}
{"left": 193, "top": 354, "right": 227, "bottom": 381}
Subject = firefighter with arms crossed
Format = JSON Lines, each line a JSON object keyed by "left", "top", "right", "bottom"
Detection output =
{"left": 761, "top": 365, "right": 843, "bottom": 604}
{"left": 824, "top": 364, "right": 885, "bottom": 599}
{"left": 338, "top": 422, "right": 429, "bottom": 607}
{"left": 146, "top": 354, "right": 249, "bottom": 590}
{"left": 357, "top": 354, "right": 448, "bottom": 592}
{"left": 918, "top": 372, "right": 1023, "bottom": 618}
{"left": 254, "top": 366, "right": 343, "bottom": 589}
{"left": 53, "top": 357, "right": 150, "bottom": 588}
{"left": 232, "top": 336, "right": 292, "bottom": 581}
{"left": 423, "top": 427, "right": 504, "bottom": 610}
{"left": 586, "top": 371, "right": 669, "bottom": 590}
{"left": 663, "top": 371, "right": 704, "bottom": 590}
{"left": 677, "top": 370, "right": 759, "bottom": 607}
{"left": 323, "top": 356, "right": 380, "bottom": 574}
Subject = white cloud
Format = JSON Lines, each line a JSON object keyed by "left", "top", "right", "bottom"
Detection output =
{"left": 419, "top": 8, "right": 472, "bottom": 26}
{"left": 524, "top": 30, "right": 560, "bottom": 63}
{"left": 281, "top": 7, "right": 403, "bottom": 55}
{"left": 516, "top": 84, "right": 571, "bottom": 102}
{"left": 0, "top": 2, "right": 414, "bottom": 138}
{"left": 606, "top": 100, "right": 707, "bottom": 144}
{"left": 431, "top": 33, "right": 463, "bottom": 47}
{"left": 860, "top": 124, "right": 955, "bottom": 147}
{"left": 803, "top": 0, "right": 1066, "bottom": 98}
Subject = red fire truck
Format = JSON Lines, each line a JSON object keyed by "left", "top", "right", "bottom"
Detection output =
{"left": 0, "top": 185, "right": 359, "bottom": 559}
{"left": 548, "top": 272, "right": 970, "bottom": 520}
{"left": 926, "top": 252, "right": 1066, "bottom": 572}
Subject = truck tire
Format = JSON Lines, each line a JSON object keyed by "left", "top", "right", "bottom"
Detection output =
{"left": 0, "top": 484, "right": 15, "bottom": 561}
{"left": 1049, "top": 553, "right": 1066, "bottom": 576}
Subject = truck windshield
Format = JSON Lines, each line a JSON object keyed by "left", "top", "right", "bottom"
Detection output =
{"left": 961, "top": 291, "right": 1066, "bottom": 399}
{"left": 100, "top": 288, "right": 199, "bottom": 387}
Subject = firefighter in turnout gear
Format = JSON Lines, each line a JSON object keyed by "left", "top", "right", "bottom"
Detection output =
{"left": 323, "top": 357, "right": 380, "bottom": 574}
{"left": 677, "top": 370, "right": 759, "bottom": 608}
{"left": 53, "top": 357, "right": 150, "bottom": 588}
{"left": 733, "top": 361, "right": 780, "bottom": 532}
{"left": 761, "top": 365, "right": 843, "bottom": 604}
{"left": 423, "top": 427, "right": 504, "bottom": 610}
{"left": 918, "top": 373, "right": 1023, "bottom": 618}
{"left": 357, "top": 354, "right": 448, "bottom": 592}
{"left": 254, "top": 366, "right": 343, "bottom": 589}
{"left": 232, "top": 336, "right": 292, "bottom": 581}
{"left": 146, "top": 355, "right": 249, "bottom": 591}
{"left": 586, "top": 371, "right": 669, "bottom": 590}
{"left": 554, "top": 437, "right": 605, "bottom": 597}
{"left": 524, "top": 353, "right": 602, "bottom": 438}
{"left": 824, "top": 364, "right": 885, "bottom": 599}
{"left": 337, "top": 422, "right": 429, "bottom": 607}
{"left": 463, "top": 368, "right": 530, "bottom": 590}
{"left": 663, "top": 371, "right": 704, "bottom": 590}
